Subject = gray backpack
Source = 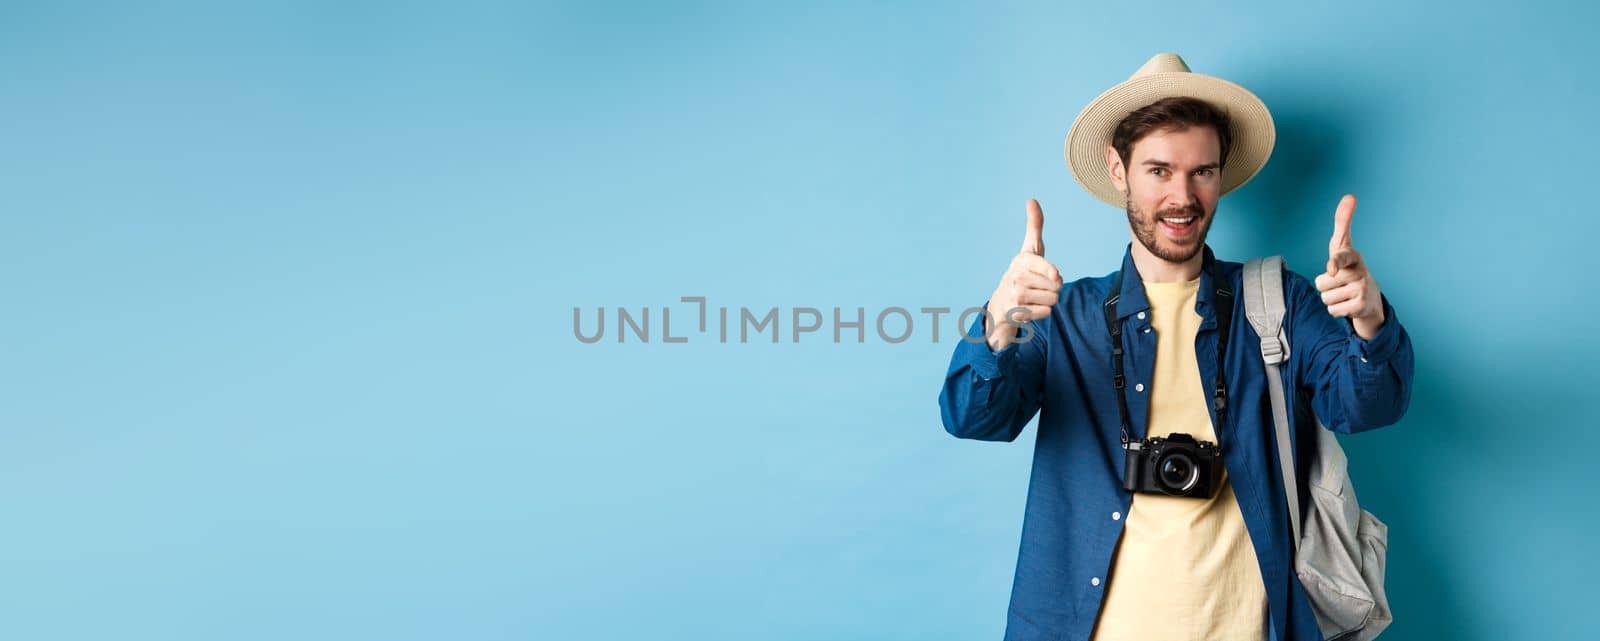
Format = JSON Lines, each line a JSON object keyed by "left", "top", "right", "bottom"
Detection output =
{"left": 1242, "top": 256, "right": 1393, "bottom": 641}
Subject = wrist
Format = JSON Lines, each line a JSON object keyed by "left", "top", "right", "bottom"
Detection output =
{"left": 1351, "top": 308, "right": 1386, "bottom": 341}
{"left": 984, "top": 308, "right": 1017, "bottom": 352}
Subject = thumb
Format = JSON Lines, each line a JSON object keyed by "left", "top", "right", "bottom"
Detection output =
{"left": 1022, "top": 199, "right": 1045, "bottom": 256}
{"left": 1329, "top": 194, "right": 1356, "bottom": 254}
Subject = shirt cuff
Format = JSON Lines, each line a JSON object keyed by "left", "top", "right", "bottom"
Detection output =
{"left": 1345, "top": 293, "right": 1403, "bottom": 364}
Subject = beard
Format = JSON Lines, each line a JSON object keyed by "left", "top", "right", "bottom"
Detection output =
{"left": 1125, "top": 195, "right": 1213, "bottom": 264}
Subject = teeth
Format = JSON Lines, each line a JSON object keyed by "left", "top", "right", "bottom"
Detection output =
{"left": 1162, "top": 217, "right": 1196, "bottom": 224}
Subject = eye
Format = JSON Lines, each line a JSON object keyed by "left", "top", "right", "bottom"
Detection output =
{"left": 1194, "top": 168, "right": 1214, "bottom": 177}
{"left": 1150, "top": 168, "right": 1167, "bottom": 176}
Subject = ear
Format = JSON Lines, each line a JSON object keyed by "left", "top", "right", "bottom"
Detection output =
{"left": 1104, "top": 146, "right": 1128, "bottom": 194}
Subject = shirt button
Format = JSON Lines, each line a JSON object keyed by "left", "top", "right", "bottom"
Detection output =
{"left": 1142, "top": 327, "right": 1151, "bottom": 333}
{"left": 1091, "top": 577, "right": 1102, "bottom": 586}
{"left": 1136, "top": 312, "right": 1146, "bottom": 320}
{"left": 1112, "top": 511, "right": 1122, "bottom": 521}
{"left": 1361, "top": 356, "right": 1369, "bottom": 363}
{"left": 1134, "top": 383, "right": 1145, "bottom": 392}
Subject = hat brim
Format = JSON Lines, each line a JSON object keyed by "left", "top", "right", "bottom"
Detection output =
{"left": 1065, "top": 72, "right": 1275, "bottom": 208}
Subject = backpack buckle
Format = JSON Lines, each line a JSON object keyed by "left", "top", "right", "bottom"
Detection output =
{"left": 1259, "top": 329, "right": 1291, "bottom": 366}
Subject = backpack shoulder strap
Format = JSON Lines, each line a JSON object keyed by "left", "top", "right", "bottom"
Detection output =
{"left": 1243, "top": 256, "right": 1291, "bottom": 366}
{"left": 1243, "top": 256, "right": 1302, "bottom": 548}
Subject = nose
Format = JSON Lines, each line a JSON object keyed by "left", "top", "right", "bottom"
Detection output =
{"left": 1166, "top": 179, "right": 1197, "bottom": 211}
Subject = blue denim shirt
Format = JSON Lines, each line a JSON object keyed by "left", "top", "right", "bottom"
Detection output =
{"left": 938, "top": 244, "right": 1413, "bottom": 641}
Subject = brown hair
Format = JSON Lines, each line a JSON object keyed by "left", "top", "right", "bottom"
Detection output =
{"left": 1110, "top": 96, "right": 1233, "bottom": 171}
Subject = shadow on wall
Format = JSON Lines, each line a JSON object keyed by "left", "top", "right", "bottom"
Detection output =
{"left": 1339, "top": 367, "right": 1486, "bottom": 641}
{"left": 1225, "top": 82, "right": 1352, "bottom": 260}
{"left": 1225, "top": 75, "right": 1487, "bottom": 640}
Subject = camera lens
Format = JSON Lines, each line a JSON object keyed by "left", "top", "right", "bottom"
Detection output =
{"left": 1157, "top": 452, "right": 1200, "bottom": 494}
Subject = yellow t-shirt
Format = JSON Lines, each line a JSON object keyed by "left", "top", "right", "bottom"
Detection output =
{"left": 1090, "top": 276, "right": 1268, "bottom": 641}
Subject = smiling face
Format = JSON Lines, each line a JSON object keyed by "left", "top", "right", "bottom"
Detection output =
{"left": 1105, "top": 125, "right": 1224, "bottom": 264}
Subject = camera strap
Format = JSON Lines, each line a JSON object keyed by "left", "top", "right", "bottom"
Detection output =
{"left": 1101, "top": 255, "right": 1233, "bottom": 448}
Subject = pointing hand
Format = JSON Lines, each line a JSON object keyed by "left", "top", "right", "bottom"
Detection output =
{"left": 1313, "top": 194, "right": 1386, "bottom": 340}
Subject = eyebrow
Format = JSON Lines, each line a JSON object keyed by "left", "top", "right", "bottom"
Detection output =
{"left": 1141, "top": 160, "right": 1221, "bottom": 171}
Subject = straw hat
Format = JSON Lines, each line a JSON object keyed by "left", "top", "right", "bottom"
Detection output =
{"left": 1064, "top": 52, "right": 1276, "bottom": 208}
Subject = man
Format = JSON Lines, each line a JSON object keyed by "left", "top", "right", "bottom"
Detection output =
{"left": 937, "top": 53, "right": 1414, "bottom": 641}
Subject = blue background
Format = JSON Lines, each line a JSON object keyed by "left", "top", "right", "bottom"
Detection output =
{"left": 3, "top": 1, "right": 1595, "bottom": 639}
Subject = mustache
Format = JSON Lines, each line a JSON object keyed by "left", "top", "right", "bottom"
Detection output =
{"left": 1154, "top": 203, "right": 1204, "bottom": 218}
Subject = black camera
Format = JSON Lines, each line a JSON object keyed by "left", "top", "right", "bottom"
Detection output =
{"left": 1123, "top": 433, "right": 1222, "bottom": 498}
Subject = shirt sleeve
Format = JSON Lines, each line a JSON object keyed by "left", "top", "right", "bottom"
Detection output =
{"left": 937, "top": 301, "right": 1050, "bottom": 442}
{"left": 1287, "top": 270, "right": 1415, "bottom": 434}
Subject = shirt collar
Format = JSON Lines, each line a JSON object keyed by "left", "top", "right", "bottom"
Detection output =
{"left": 1112, "top": 242, "right": 1221, "bottom": 323}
